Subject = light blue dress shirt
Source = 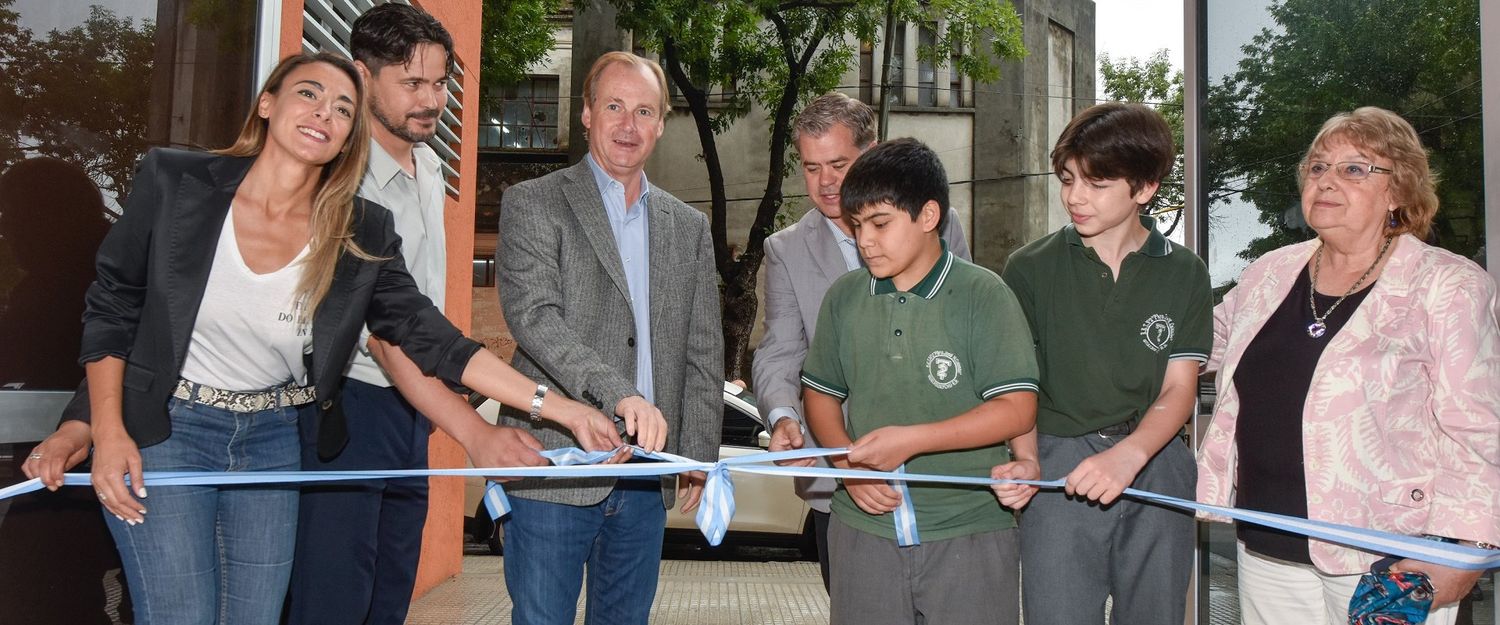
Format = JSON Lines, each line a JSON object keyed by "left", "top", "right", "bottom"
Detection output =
{"left": 585, "top": 154, "right": 655, "bottom": 404}
{"left": 823, "top": 214, "right": 862, "bottom": 271}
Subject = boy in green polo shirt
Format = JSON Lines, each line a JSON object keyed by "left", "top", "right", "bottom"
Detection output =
{"left": 989, "top": 102, "right": 1211, "bottom": 625}
{"left": 801, "top": 138, "right": 1038, "bottom": 625}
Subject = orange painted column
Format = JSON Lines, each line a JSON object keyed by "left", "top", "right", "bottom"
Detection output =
{"left": 410, "top": 0, "right": 483, "bottom": 598}
{"left": 275, "top": 0, "right": 484, "bottom": 599}
{"left": 278, "top": 0, "right": 302, "bottom": 58}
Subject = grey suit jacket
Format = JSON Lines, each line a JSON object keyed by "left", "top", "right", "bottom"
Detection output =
{"left": 750, "top": 207, "right": 971, "bottom": 511}
{"left": 495, "top": 160, "right": 724, "bottom": 507}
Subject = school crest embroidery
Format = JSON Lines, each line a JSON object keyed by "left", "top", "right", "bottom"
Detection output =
{"left": 1139, "top": 313, "right": 1175, "bottom": 352}
{"left": 926, "top": 351, "right": 962, "bottom": 389}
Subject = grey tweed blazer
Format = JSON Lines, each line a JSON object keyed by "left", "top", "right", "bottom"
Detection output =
{"left": 495, "top": 160, "right": 724, "bottom": 507}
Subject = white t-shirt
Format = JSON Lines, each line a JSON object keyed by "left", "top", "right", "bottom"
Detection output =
{"left": 179, "top": 206, "right": 312, "bottom": 390}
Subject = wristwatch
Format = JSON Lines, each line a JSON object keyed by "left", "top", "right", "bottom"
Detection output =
{"left": 528, "top": 384, "right": 548, "bottom": 422}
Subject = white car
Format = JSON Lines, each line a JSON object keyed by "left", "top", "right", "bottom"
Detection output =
{"left": 463, "top": 382, "right": 813, "bottom": 555}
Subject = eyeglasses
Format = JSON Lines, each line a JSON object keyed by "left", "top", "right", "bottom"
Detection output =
{"left": 1303, "top": 161, "right": 1394, "bottom": 181}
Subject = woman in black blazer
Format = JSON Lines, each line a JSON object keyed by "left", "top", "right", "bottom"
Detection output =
{"left": 78, "top": 53, "right": 621, "bottom": 624}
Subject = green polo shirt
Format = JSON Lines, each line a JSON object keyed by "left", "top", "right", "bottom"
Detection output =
{"left": 801, "top": 247, "right": 1039, "bottom": 541}
{"left": 1002, "top": 216, "right": 1212, "bottom": 437}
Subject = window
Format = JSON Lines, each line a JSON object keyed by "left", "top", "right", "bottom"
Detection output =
{"left": 480, "top": 77, "right": 561, "bottom": 151}
{"left": 917, "top": 22, "right": 938, "bottom": 107}
{"left": 1200, "top": 0, "right": 1485, "bottom": 291}
{"left": 856, "top": 21, "right": 966, "bottom": 108}
{"left": 0, "top": 0, "right": 256, "bottom": 395}
{"left": 888, "top": 25, "right": 906, "bottom": 107}
{"left": 1192, "top": 0, "right": 1491, "bottom": 620}
{"left": 472, "top": 257, "right": 496, "bottom": 287}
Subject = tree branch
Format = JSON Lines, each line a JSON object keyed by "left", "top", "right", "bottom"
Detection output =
{"left": 661, "top": 35, "right": 732, "bottom": 273}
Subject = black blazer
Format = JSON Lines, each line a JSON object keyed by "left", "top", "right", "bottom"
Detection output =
{"left": 75, "top": 148, "right": 480, "bottom": 459}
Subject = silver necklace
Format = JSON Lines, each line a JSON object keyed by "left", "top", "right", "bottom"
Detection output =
{"left": 1306, "top": 236, "right": 1393, "bottom": 338}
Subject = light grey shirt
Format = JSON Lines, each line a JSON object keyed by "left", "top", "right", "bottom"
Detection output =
{"left": 344, "top": 139, "right": 448, "bottom": 387}
{"left": 823, "top": 214, "right": 861, "bottom": 271}
{"left": 584, "top": 154, "right": 654, "bottom": 404}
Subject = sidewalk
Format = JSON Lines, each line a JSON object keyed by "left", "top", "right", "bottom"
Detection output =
{"left": 407, "top": 555, "right": 829, "bottom": 625}
{"left": 408, "top": 552, "right": 1493, "bottom": 625}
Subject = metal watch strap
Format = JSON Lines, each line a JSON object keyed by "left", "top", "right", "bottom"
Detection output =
{"left": 528, "top": 384, "right": 548, "bottom": 422}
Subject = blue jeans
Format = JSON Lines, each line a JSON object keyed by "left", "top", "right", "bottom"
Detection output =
{"left": 103, "top": 396, "right": 304, "bottom": 625}
{"left": 501, "top": 480, "right": 667, "bottom": 625}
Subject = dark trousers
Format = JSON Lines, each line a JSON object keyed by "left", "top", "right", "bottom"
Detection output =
{"left": 285, "top": 379, "right": 430, "bottom": 625}
{"left": 813, "top": 509, "right": 831, "bottom": 592}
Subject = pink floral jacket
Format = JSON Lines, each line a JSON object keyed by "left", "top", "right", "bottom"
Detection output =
{"left": 1197, "top": 234, "right": 1500, "bottom": 574}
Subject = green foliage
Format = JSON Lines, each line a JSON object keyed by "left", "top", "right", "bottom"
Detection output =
{"left": 1100, "top": 50, "right": 1185, "bottom": 230}
{"left": 1, "top": 5, "right": 155, "bottom": 205}
{"left": 1207, "top": 0, "right": 1483, "bottom": 263}
{"left": 611, "top": 0, "right": 1024, "bottom": 253}
{"left": 185, "top": 0, "right": 255, "bottom": 51}
{"left": 481, "top": 0, "right": 566, "bottom": 88}
{"left": 909, "top": 0, "right": 1025, "bottom": 83}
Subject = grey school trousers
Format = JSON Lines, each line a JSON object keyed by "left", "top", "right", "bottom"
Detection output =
{"left": 828, "top": 515, "right": 1020, "bottom": 625}
{"left": 1019, "top": 432, "right": 1197, "bottom": 625}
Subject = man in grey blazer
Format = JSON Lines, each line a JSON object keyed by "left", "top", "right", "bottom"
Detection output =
{"left": 751, "top": 92, "right": 971, "bottom": 591}
{"left": 494, "top": 51, "right": 723, "bottom": 625}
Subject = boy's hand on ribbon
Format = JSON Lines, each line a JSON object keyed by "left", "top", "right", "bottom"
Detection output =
{"left": 1064, "top": 443, "right": 1148, "bottom": 505}
{"left": 990, "top": 459, "right": 1041, "bottom": 510}
{"left": 845, "top": 478, "right": 902, "bottom": 515}
{"left": 847, "top": 425, "right": 917, "bottom": 471}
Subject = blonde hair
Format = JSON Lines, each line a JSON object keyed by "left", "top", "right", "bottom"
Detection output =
{"left": 1299, "top": 106, "right": 1439, "bottom": 239}
{"left": 217, "top": 52, "right": 375, "bottom": 314}
{"left": 581, "top": 51, "right": 671, "bottom": 118}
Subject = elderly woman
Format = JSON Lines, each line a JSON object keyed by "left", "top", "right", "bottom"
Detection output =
{"left": 1197, "top": 106, "right": 1500, "bottom": 625}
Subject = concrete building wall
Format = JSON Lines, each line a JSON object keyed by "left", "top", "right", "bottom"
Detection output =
{"left": 972, "top": 0, "right": 1095, "bottom": 272}
{"left": 642, "top": 104, "right": 975, "bottom": 258}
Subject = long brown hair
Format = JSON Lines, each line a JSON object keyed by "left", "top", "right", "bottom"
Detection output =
{"left": 216, "top": 51, "right": 376, "bottom": 314}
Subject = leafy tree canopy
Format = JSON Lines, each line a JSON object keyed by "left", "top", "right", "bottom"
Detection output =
{"left": 481, "top": 0, "right": 568, "bottom": 88}
{"left": 1207, "top": 0, "right": 1483, "bottom": 263}
{"left": 1100, "top": 49, "right": 1185, "bottom": 231}
{"left": 1, "top": 3, "right": 154, "bottom": 207}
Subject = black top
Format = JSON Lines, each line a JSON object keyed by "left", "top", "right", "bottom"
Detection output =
{"left": 1232, "top": 265, "right": 1374, "bottom": 564}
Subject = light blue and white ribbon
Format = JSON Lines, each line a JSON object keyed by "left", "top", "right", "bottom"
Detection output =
{"left": 891, "top": 464, "right": 920, "bottom": 546}
{"left": 6, "top": 445, "right": 1499, "bottom": 570}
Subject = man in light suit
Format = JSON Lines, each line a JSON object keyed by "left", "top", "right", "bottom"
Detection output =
{"left": 751, "top": 92, "right": 971, "bottom": 591}
{"left": 493, "top": 51, "right": 723, "bottom": 625}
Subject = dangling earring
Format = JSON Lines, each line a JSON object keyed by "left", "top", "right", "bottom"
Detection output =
{"left": 1388, "top": 211, "right": 1398, "bottom": 229}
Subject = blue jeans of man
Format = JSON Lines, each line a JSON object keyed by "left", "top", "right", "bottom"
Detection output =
{"left": 501, "top": 478, "right": 667, "bottom": 625}
{"left": 285, "top": 379, "right": 430, "bottom": 625}
{"left": 103, "top": 396, "right": 304, "bottom": 625}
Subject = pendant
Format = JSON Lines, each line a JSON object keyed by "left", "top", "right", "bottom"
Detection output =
{"left": 1307, "top": 321, "right": 1327, "bottom": 338}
